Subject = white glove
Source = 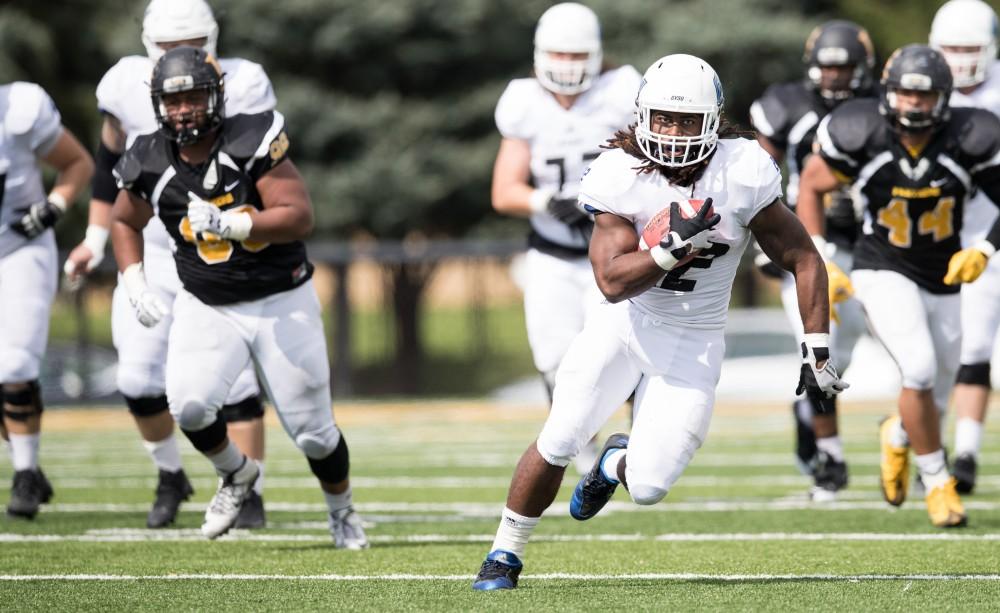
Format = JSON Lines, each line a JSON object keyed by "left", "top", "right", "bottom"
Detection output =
{"left": 122, "top": 263, "right": 169, "bottom": 327}
{"left": 796, "top": 333, "right": 849, "bottom": 399}
{"left": 187, "top": 191, "right": 253, "bottom": 241}
{"left": 63, "top": 224, "right": 109, "bottom": 291}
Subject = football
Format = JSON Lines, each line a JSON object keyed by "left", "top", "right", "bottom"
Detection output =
{"left": 638, "top": 199, "right": 713, "bottom": 267}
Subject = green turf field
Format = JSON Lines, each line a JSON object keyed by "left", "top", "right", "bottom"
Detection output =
{"left": 2, "top": 400, "right": 999, "bottom": 611}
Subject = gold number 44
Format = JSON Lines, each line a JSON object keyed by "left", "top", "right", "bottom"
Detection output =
{"left": 877, "top": 196, "right": 954, "bottom": 248}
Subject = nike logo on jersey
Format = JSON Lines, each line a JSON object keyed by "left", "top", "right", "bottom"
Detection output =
{"left": 225, "top": 180, "right": 240, "bottom": 191}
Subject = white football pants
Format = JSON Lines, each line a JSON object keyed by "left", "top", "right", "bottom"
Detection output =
{"left": 536, "top": 301, "right": 723, "bottom": 505}
{"left": 112, "top": 243, "right": 258, "bottom": 403}
{"left": 852, "top": 269, "right": 961, "bottom": 412}
{"left": 959, "top": 254, "right": 1000, "bottom": 365}
{"left": 0, "top": 233, "right": 56, "bottom": 382}
{"left": 166, "top": 280, "right": 340, "bottom": 459}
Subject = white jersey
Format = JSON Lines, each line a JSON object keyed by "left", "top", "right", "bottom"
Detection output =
{"left": 951, "top": 61, "right": 1000, "bottom": 245}
{"left": 495, "top": 65, "right": 641, "bottom": 249}
{"left": 96, "top": 55, "right": 276, "bottom": 253}
{"left": 579, "top": 140, "right": 782, "bottom": 329}
{"left": 0, "top": 82, "right": 63, "bottom": 254}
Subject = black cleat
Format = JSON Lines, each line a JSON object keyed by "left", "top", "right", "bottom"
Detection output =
{"left": 147, "top": 469, "right": 194, "bottom": 528}
{"left": 472, "top": 550, "right": 523, "bottom": 591}
{"left": 793, "top": 400, "right": 817, "bottom": 475}
{"left": 234, "top": 490, "right": 266, "bottom": 529}
{"left": 569, "top": 433, "right": 629, "bottom": 521}
{"left": 952, "top": 453, "right": 977, "bottom": 495}
{"left": 6, "top": 469, "right": 50, "bottom": 519}
{"left": 810, "top": 451, "right": 848, "bottom": 501}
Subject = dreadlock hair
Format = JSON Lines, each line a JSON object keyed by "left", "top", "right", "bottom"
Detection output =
{"left": 604, "top": 115, "right": 755, "bottom": 187}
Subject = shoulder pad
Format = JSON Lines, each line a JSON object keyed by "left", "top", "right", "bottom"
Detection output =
{"left": 951, "top": 107, "right": 1000, "bottom": 159}
{"left": 3, "top": 82, "right": 53, "bottom": 135}
{"left": 823, "top": 98, "right": 881, "bottom": 154}
{"left": 750, "top": 82, "right": 812, "bottom": 140}
{"left": 578, "top": 149, "right": 641, "bottom": 213}
{"left": 96, "top": 56, "right": 152, "bottom": 115}
{"left": 599, "top": 65, "right": 642, "bottom": 117}
{"left": 114, "top": 133, "right": 159, "bottom": 189}
{"left": 219, "top": 57, "right": 277, "bottom": 115}
{"left": 495, "top": 78, "right": 542, "bottom": 140}
{"left": 221, "top": 110, "right": 285, "bottom": 161}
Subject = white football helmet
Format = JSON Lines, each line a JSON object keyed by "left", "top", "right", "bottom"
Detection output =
{"left": 929, "top": 0, "right": 998, "bottom": 88}
{"left": 635, "top": 54, "right": 724, "bottom": 168}
{"left": 533, "top": 3, "right": 602, "bottom": 96}
{"left": 141, "top": 0, "right": 219, "bottom": 61}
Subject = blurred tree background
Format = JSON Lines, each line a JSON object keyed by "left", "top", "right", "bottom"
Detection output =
{"left": 1, "top": 0, "right": 996, "bottom": 396}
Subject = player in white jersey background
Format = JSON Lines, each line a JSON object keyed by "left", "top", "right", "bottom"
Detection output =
{"left": 472, "top": 54, "right": 846, "bottom": 591}
{"left": 62, "top": 0, "right": 276, "bottom": 529}
{"left": 929, "top": 0, "right": 1000, "bottom": 494}
{"left": 491, "top": 3, "right": 640, "bottom": 473}
{"left": 1, "top": 82, "right": 94, "bottom": 519}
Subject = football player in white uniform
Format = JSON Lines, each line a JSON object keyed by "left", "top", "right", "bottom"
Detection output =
{"left": 63, "top": 0, "right": 276, "bottom": 529}
{"left": 930, "top": 0, "right": 1000, "bottom": 494}
{"left": 472, "top": 54, "right": 845, "bottom": 590}
{"left": 110, "top": 47, "right": 367, "bottom": 547}
{"left": 750, "top": 21, "right": 875, "bottom": 499}
{"left": 492, "top": 3, "right": 640, "bottom": 473}
{"left": 1, "top": 83, "right": 94, "bottom": 518}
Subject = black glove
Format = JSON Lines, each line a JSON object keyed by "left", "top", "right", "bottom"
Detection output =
{"left": 547, "top": 196, "right": 587, "bottom": 225}
{"left": 795, "top": 337, "right": 849, "bottom": 411}
{"left": 659, "top": 198, "right": 721, "bottom": 254}
{"left": 11, "top": 200, "right": 64, "bottom": 238}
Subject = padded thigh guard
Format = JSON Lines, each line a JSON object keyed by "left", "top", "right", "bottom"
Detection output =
{"left": 1, "top": 381, "right": 42, "bottom": 421}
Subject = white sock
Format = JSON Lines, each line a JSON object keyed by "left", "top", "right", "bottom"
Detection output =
{"left": 954, "top": 418, "right": 983, "bottom": 457}
{"left": 491, "top": 507, "right": 539, "bottom": 558}
{"left": 207, "top": 440, "right": 245, "bottom": 476}
{"left": 254, "top": 462, "right": 265, "bottom": 495}
{"left": 601, "top": 449, "right": 626, "bottom": 484}
{"left": 816, "top": 436, "right": 844, "bottom": 462}
{"left": 889, "top": 417, "right": 909, "bottom": 448}
{"left": 9, "top": 433, "right": 39, "bottom": 471}
{"left": 323, "top": 486, "right": 353, "bottom": 514}
{"left": 915, "top": 450, "right": 949, "bottom": 491}
{"left": 142, "top": 434, "right": 183, "bottom": 473}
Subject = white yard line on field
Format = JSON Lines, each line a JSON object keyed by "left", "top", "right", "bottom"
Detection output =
{"left": 0, "top": 573, "right": 999, "bottom": 582}
{"left": 3, "top": 531, "right": 1000, "bottom": 544}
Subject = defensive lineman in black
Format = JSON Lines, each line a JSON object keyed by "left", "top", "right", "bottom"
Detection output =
{"left": 749, "top": 20, "right": 876, "bottom": 499}
{"left": 110, "top": 46, "right": 368, "bottom": 546}
{"left": 798, "top": 44, "right": 1000, "bottom": 527}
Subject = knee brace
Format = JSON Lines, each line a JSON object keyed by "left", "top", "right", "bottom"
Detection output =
{"left": 306, "top": 434, "right": 350, "bottom": 484}
{"left": 180, "top": 415, "right": 227, "bottom": 453}
{"left": 221, "top": 395, "right": 264, "bottom": 423}
{"left": 124, "top": 394, "right": 170, "bottom": 418}
{"left": 2, "top": 381, "right": 43, "bottom": 422}
{"left": 956, "top": 362, "right": 991, "bottom": 387}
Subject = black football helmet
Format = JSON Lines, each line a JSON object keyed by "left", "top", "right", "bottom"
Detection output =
{"left": 879, "top": 44, "right": 953, "bottom": 132}
{"left": 150, "top": 46, "right": 225, "bottom": 146}
{"left": 803, "top": 20, "right": 876, "bottom": 103}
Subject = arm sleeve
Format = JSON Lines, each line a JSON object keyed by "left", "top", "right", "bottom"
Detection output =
{"left": 577, "top": 151, "right": 635, "bottom": 218}
{"left": 18, "top": 84, "right": 63, "bottom": 156}
{"left": 495, "top": 81, "right": 533, "bottom": 140}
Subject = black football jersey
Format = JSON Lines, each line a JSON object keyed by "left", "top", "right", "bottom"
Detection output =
{"left": 115, "top": 111, "right": 313, "bottom": 305}
{"left": 750, "top": 81, "right": 862, "bottom": 249}
{"left": 817, "top": 99, "right": 1000, "bottom": 294}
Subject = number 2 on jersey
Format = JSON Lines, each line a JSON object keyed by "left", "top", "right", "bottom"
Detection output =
{"left": 179, "top": 205, "right": 270, "bottom": 264}
{"left": 658, "top": 242, "right": 731, "bottom": 292}
{"left": 877, "top": 196, "right": 955, "bottom": 248}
